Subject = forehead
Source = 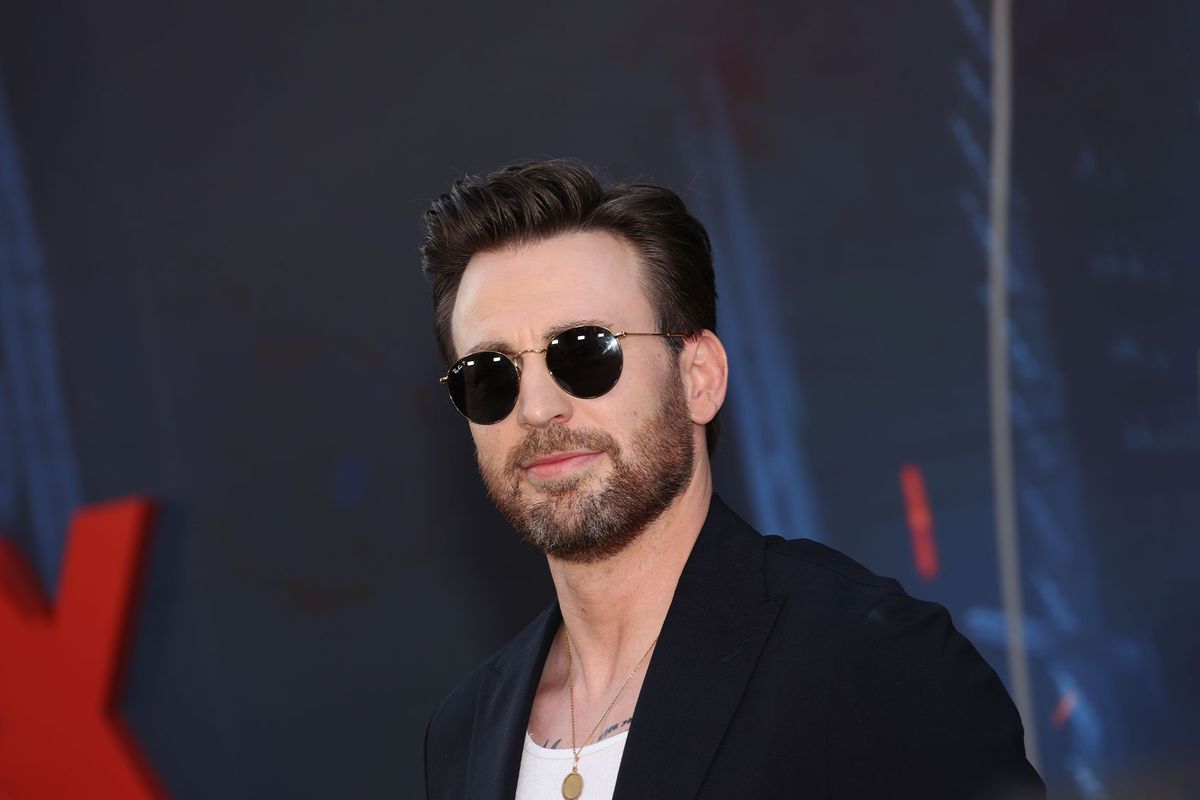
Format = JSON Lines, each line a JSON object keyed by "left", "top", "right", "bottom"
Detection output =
{"left": 450, "top": 231, "right": 655, "bottom": 354}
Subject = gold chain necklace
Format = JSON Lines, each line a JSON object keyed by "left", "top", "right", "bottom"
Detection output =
{"left": 560, "top": 626, "right": 658, "bottom": 800}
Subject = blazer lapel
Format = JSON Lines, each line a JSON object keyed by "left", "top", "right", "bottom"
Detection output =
{"left": 614, "top": 497, "right": 784, "bottom": 799}
{"left": 464, "top": 602, "right": 561, "bottom": 800}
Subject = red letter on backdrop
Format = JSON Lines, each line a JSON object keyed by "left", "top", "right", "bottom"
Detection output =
{"left": 0, "top": 498, "right": 165, "bottom": 798}
{"left": 899, "top": 463, "right": 941, "bottom": 581}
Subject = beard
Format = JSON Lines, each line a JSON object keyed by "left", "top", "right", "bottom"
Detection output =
{"left": 477, "top": 375, "right": 696, "bottom": 563}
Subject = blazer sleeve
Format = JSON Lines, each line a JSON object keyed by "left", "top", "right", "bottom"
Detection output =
{"left": 826, "top": 592, "right": 1046, "bottom": 799}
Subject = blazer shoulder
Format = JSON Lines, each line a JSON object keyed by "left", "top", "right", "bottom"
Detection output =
{"left": 424, "top": 643, "right": 500, "bottom": 792}
{"left": 425, "top": 604, "right": 556, "bottom": 782}
{"left": 754, "top": 539, "right": 1043, "bottom": 797}
{"left": 759, "top": 535, "right": 987, "bottom": 676}
{"left": 761, "top": 534, "right": 907, "bottom": 607}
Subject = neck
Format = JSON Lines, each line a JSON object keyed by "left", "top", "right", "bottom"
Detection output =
{"left": 546, "top": 460, "right": 712, "bottom": 694}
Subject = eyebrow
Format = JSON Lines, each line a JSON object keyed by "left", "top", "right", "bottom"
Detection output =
{"left": 462, "top": 318, "right": 613, "bottom": 357}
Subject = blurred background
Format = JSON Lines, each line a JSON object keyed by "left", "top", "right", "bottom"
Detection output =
{"left": 0, "top": 1, "right": 1197, "bottom": 796}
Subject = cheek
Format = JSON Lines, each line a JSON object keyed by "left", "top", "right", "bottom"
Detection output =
{"left": 474, "top": 416, "right": 553, "bottom": 472}
{"left": 597, "top": 357, "right": 673, "bottom": 427}
{"left": 624, "top": 350, "right": 676, "bottom": 399}
{"left": 470, "top": 425, "right": 512, "bottom": 467}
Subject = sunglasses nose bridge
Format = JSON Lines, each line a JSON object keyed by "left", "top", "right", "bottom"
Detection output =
{"left": 510, "top": 346, "right": 548, "bottom": 378}
{"left": 511, "top": 346, "right": 547, "bottom": 359}
{"left": 515, "top": 344, "right": 558, "bottom": 382}
{"left": 511, "top": 347, "right": 574, "bottom": 428}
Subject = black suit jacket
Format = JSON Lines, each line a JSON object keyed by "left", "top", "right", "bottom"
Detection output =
{"left": 425, "top": 496, "right": 1044, "bottom": 799}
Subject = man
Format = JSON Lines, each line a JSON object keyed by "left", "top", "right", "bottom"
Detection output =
{"left": 421, "top": 159, "right": 1044, "bottom": 799}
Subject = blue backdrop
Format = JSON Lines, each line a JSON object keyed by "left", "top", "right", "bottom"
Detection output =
{"left": 0, "top": 1, "right": 1196, "bottom": 796}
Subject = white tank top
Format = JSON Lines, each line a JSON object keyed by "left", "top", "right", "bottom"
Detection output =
{"left": 514, "top": 731, "right": 628, "bottom": 800}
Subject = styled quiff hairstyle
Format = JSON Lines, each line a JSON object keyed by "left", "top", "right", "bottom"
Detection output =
{"left": 421, "top": 158, "right": 719, "bottom": 452}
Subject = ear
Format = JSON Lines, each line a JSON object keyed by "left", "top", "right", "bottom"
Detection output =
{"left": 679, "top": 330, "right": 728, "bottom": 426}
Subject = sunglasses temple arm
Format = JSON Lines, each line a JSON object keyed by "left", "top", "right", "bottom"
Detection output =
{"left": 617, "top": 332, "right": 688, "bottom": 340}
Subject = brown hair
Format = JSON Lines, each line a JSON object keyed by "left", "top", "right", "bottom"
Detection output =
{"left": 421, "top": 158, "right": 719, "bottom": 452}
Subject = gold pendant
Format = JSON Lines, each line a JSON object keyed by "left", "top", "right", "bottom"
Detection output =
{"left": 562, "top": 768, "right": 583, "bottom": 799}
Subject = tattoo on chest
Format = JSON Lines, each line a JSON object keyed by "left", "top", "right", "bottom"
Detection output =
{"left": 597, "top": 716, "right": 634, "bottom": 742}
{"left": 539, "top": 715, "right": 635, "bottom": 749}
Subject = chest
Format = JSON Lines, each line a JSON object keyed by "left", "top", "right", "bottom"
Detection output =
{"left": 525, "top": 672, "right": 647, "bottom": 752}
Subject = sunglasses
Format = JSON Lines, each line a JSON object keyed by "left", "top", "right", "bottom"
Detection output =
{"left": 438, "top": 324, "right": 684, "bottom": 424}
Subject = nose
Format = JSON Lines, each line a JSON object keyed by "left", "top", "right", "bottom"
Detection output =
{"left": 514, "top": 352, "right": 573, "bottom": 429}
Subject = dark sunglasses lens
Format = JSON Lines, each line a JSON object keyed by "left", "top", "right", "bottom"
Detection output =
{"left": 445, "top": 353, "right": 519, "bottom": 424}
{"left": 546, "top": 326, "right": 623, "bottom": 398}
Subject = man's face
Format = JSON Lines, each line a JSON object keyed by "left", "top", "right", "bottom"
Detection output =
{"left": 449, "top": 231, "right": 697, "bottom": 562}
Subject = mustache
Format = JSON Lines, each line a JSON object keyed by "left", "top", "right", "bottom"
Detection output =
{"left": 505, "top": 426, "right": 620, "bottom": 472}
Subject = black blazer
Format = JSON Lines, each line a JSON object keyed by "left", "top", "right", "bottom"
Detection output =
{"left": 425, "top": 496, "right": 1045, "bottom": 799}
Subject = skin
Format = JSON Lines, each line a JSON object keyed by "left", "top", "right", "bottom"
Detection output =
{"left": 450, "top": 230, "right": 729, "bottom": 750}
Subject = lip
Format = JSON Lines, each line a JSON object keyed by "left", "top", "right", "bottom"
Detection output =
{"left": 522, "top": 450, "right": 602, "bottom": 481}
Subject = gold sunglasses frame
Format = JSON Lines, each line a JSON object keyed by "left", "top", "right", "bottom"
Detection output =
{"left": 437, "top": 326, "right": 685, "bottom": 421}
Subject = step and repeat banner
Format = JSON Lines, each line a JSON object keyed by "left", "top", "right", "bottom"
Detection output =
{"left": 0, "top": 2, "right": 1196, "bottom": 796}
